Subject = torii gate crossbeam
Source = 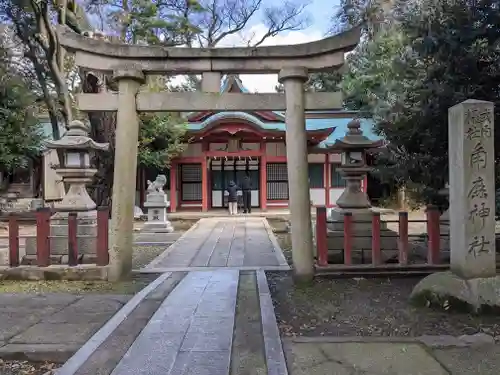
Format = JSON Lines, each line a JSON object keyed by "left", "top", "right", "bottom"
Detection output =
{"left": 58, "top": 26, "right": 361, "bottom": 282}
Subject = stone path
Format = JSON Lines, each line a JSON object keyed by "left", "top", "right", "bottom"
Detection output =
{"left": 57, "top": 270, "right": 283, "bottom": 375}
{"left": 111, "top": 270, "right": 239, "bottom": 375}
{"left": 0, "top": 293, "right": 130, "bottom": 362}
{"left": 51, "top": 216, "right": 500, "bottom": 374}
{"left": 283, "top": 338, "right": 500, "bottom": 375}
{"left": 285, "top": 341, "right": 448, "bottom": 375}
{"left": 143, "top": 217, "right": 289, "bottom": 271}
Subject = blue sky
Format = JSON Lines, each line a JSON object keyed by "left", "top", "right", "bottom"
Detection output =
{"left": 304, "top": 0, "right": 340, "bottom": 36}
{"left": 233, "top": 0, "right": 342, "bottom": 92}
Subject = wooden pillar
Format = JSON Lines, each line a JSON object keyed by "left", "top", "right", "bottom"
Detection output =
{"left": 201, "top": 141, "right": 209, "bottom": 212}
{"left": 201, "top": 157, "right": 208, "bottom": 211}
{"left": 324, "top": 154, "right": 330, "bottom": 207}
{"left": 170, "top": 162, "right": 177, "bottom": 212}
{"left": 363, "top": 175, "right": 368, "bottom": 193}
{"left": 260, "top": 142, "right": 267, "bottom": 210}
{"left": 207, "top": 158, "right": 212, "bottom": 209}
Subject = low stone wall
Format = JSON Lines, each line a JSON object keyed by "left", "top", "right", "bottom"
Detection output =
{"left": 24, "top": 235, "right": 98, "bottom": 258}
{"left": 326, "top": 229, "right": 399, "bottom": 263}
{"left": 21, "top": 253, "right": 98, "bottom": 265}
{"left": 0, "top": 264, "right": 109, "bottom": 280}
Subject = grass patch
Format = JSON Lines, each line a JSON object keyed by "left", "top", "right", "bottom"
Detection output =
{"left": 266, "top": 218, "right": 292, "bottom": 265}
{"left": 0, "top": 277, "right": 152, "bottom": 295}
{"left": 171, "top": 219, "right": 198, "bottom": 231}
{"left": 132, "top": 245, "right": 167, "bottom": 269}
{"left": 266, "top": 218, "right": 289, "bottom": 233}
{"left": 274, "top": 233, "right": 292, "bottom": 265}
{"left": 230, "top": 271, "right": 267, "bottom": 375}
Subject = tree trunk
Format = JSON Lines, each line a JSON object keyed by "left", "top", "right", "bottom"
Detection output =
{"left": 82, "top": 72, "right": 116, "bottom": 210}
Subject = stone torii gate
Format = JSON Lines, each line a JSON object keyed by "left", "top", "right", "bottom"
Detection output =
{"left": 57, "top": 27, "right": 361, "bottom": 282}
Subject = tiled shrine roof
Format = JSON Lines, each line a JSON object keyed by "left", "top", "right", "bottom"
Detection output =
{"left": 186, "top": 75, "right": 382, "bottom": 147}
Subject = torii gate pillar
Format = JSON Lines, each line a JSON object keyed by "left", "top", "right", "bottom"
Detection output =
{"left": 279, "top": 67, "right": 314, "bottom": 282}
{"left": 108, "top": 67, "right": 145, "bottom": 282}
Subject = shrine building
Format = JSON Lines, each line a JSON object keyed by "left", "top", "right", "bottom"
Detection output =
{"left": 139, "top": 75, "right": 381, "bottom": 212}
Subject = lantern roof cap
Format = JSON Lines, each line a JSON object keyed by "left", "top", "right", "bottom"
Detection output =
{"left": 330, "top": 119, "right": 384, "bottom": 150}
{"left": 44, "top": 120, "right": 109, "bottom": 151}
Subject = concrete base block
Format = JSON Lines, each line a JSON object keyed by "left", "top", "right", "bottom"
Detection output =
{"left": 0, "top": 265, "right": 109, "bottom": 281}
{"left": 440, "top": 224, "right": 450, "bottom": 251}
{"left": 141, "top": 221, "right": 174, "bottom": 233}
{"left": 50, "top": 222, "right": 97, "bottom": 237}
{"left": 25, "top": 235, "right": 98, "bottom": 257}
{"left": 327, "top": 208, "right": 389, "bottom": 232}
{"left": 0, "top": 248, "right": 8, "bottom": 266}
{"left": 410, "top": 271, "right": 500, "bottom": 313}
{"left": 326, "top": 229, "right": 399, "bottom": 263}
{"left": 21, "top": 254, "right": 97, "bottom": 266}
{"left": 25, "top": 219, "right": 99, "bottom": 257}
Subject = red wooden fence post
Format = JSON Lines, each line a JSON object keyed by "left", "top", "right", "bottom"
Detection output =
{"left": 96, "top": 207, "right": 109, "bottom": 266}
{"left": 426, "top": 205, "right": 441, "bottom": 264}
{"left": 398, "top": 211, "right": 409, "bottom": 265}
{"left": 36, "top": 207, "right": 51, "bottom": 267}
{"left": 68, "top": 212, "right": 78, "bottom": 266}
{"left": 316, "top": 207, "right": 328, "bottom": 266}
{"left": 371, "top": 212, "right": 381, "bottom": 265}
{"left": 8, "top": 214, "right": 19, "bottom": 267}
{"left": 343, "top": 212, "right": 353, "bottom": 266}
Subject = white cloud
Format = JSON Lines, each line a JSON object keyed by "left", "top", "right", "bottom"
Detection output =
{"left": 218, "top": 24, "right": 324, "bottom": 93}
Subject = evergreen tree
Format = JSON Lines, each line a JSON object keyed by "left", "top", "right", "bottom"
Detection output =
{"left": 315, "top": 0, "right": 500, "bottom": 204}
{"left": 0, "top": 49, "right": 43, "bottom": 174}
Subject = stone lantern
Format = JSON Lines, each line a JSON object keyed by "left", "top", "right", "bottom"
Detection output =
{"left": 322, "top": 119, "right": 393, "bottom": 263}
{"left": 328, "top": 119, "right": 384, "bottom": 230}
{"left": 45, "top": 120, "right": 109, "bottom": 219}
{"left": 25, "top": 120, "right": 109, "bottom": 264}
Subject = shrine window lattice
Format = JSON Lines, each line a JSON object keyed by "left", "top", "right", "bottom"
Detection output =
{"left": 180, "top": 164, "right": 202, "bottom": 201}
{"left": 266, "top": 163, "right": 288, "bottom": 200}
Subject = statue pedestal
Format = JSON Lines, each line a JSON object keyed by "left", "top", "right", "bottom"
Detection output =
{"left": 142, "top": 192, "right": 173, "bottom": 233}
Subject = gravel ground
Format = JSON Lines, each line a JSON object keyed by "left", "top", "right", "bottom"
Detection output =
{"left": 267, "top": 272, "right": 500, "bottom": 338}
{"left": 268, "top": 229, "right": 500, "bottom": 339}
{"left": 132, "top": 245, "right": 167, "bottom": 269}
{"left": 0, "top": 360, "right": 57, "bottom": 374}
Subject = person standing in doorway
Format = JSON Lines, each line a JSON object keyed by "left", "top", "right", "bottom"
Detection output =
{"left": 241, "top": 174, "right": 252, "bottom": 214}
{"left": 226, "top": 180, "right": 239, "bottom": 215}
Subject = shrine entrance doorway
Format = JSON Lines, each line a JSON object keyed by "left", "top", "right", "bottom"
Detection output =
{"left": 210, "top": 156, "right": 260, "bottom": 209}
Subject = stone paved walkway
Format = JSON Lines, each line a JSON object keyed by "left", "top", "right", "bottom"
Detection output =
{"left": 111, "top": 270, "right": 239, "bottom": 375}
{"left": 53, "top": 217, "right": 499, "bottom": 375}
{"left": 144, "top": 217, "right": 289, "bottom": 271}
{"left": 0, "top": 293, "right": 130, "bottom": 362}
{"left": 57, "top": 269, "right": 282, "bottom": 375}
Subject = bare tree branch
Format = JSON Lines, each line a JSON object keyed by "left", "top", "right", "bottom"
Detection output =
{"left": 250, "top": 0, "right": 311, "bottom": 47}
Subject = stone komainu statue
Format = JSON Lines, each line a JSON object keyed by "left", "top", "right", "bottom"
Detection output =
{"left": 147, "top": 175, "right": 167, "bottom": 192}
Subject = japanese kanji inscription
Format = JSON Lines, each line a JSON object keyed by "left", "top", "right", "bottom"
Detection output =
{"left": 449, "top": 100, "right": 495, "bottom": 278}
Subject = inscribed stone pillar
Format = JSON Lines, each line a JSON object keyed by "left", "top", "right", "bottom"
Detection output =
{"left": 449, "top": 100, "right": 495, "bottom": 279}
{"left": 278, "top": 67, "right": 314, "bottom": 281}
{"left": 108, "top": 67, "right": 145, "bottom": 282}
